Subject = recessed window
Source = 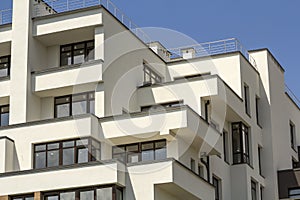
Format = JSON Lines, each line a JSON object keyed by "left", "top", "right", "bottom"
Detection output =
{"left": 34, "top": 138, "right": 100, "bottom": 169}
{"left": 143, "top": 63, "right": 162, "bottom": 85}
{"left": 54, "top": 92, "right": 95, "bottom": 118}
{"left": 11, "top": 195, "right": 34, "bottom": 200}
{"left": 251, "top": 180, "right": 257, "bottom": 200}
{"left": 289, "top": 188, "right": 300, "bottom": 199}
{"left": 255, "top": 97, "right": 261, "bottom": 126}
{"left": 290, "top": 121, "right": 296, "bottom": 150}
{"left": 232, "top": 122, "right": 250, "bottom": 165}
{"left": 0, "top": 55, "right": 10, "bottom": 78}
{"left": 223, "top": 130, "right": 229, "bottom": 163}
{"left": 258, "top": 147, "right": 263, "bottom": 175}
{"left": 198, "top": 164, "right": 204, "bottom": 178}
{"left": 44, "top": 186, "right": 123, "bottom": 200}
{"left": 141, "top": 101, "right": 183, "bottom": 111}
{"left": 112, "top": 140, "right": 166, "bottom": 163}
{"left": 60, "top": 40, "right": 94, "bottom": 66}
{"left": 213, "top": 176, "right": 221, "bottom": 200}
{"left": 244, "top": 84, "right": 250, "bottom": 116}
{"left": 191, "top": 158, "right": 196, "bottom": 172}
{"left": 0, "top": 105, "right": 9, "bottom": 126}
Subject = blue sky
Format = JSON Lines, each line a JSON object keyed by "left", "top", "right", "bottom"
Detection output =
{"left": 0, "top": 0, "right": 299, "bottom": 99}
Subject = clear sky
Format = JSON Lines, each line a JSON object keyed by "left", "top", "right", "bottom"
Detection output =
{"left": 0, "top": 0, "right": 299, "bottom": 99}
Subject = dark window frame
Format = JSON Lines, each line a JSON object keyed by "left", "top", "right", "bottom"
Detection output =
{"left": 143, "top": 63, "right": 162, "bottom": 85}
{"left": 232, "top": 122, "right": 250, "bottom": 165}
{"left": 244, "top": 84, "right": 251, "bottom": 117}
{"left": 255, "top": 96, "right": 261, "bottom": 127}
{"left": 43, "top": 185, "right": 123, "bottom": 200}
{"left": 191, "top": 158, "right": 196, "bottom": 172}
{"left": 60, "top": 40, "right": 95, "bottom": 67}
{"left": 258, "top": 146, "right": 262, "bottom": 176}
{"left": 212, "top": 175, "right": 221, "bottom": 200}
{"left": 0, "top": 55, "right": 10, "bottom": 78}
{"left": 33, "top": 137, "right": 101, "bottom": 169}
{"left": 251, "top": 180, "right": 257, "bottom": 200}
{"left": 11, "top": 194, "right": 34, "bottom": 200}
{"left": 290, "top": 121, "right": 296, "bottom": 151}
{"left": 112, "top": 140, "right": 167, "bottom": 163}
{"left": 0, "top": 104, "right": 9, "bottom": 126}
{"left": 54, "top": 91, "right": 95, "bottom": 118}
{"left": 223, "top": 130, "right": 229, "bottom": 163}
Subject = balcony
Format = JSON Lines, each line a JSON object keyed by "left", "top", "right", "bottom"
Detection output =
{"left": 99, "top": 105, "right": 222, "bottom": 156}
{"left": 0, "top": 160, "right": 125, "bottom": 196}
{"left": 32, "top": 60, "right": 103, "bottom": 97}
{"left": 0, "top": 9, "right": 12, "bottom": 26}
{"left": 127, "top": 158, "right": 215, "bottom": 200}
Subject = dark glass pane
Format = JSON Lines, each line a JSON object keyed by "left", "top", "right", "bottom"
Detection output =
{"left": 87, "top": 41, "right": 94, "bottom": 48}
{"left": 47, "top": 150, "right": 59, "bottom": 167}
{"left": 63, "top": 148, "right": 75, "bottom": 165}
{"left": 35, "top": 144, "right": 46, "bottom": 151}
{"left": 46, "top": 196, "right": 59, "bottom": 200}
{"left": 72, "top": 94, "right": 87, "bottom": 102}
{"left": 80, "top": 190, "right": 94, "bottom": 200}
{"left": 89, "top": 100, "right": 95, "bottom": 114}
{"left": 113, "top": 146, "right": 125, "bottom": 154}
{"left": 78, "top": 148, "right": 89, "bottom": 163}
{"left": 12, "top": 198, "right": 22, "bottom": 200}
{"left": 72, "top": 101, "right": 87, "bottom": 115}
{"left": 1, "top": 113, "right": 9, "bottom": 126}
{"left": 232, "top": 131, "right": 241, "bottom": 153}
{"left": 25, "top": 197, "right": 34, "bottom": 200}
{"left": 55, "top": 97, "right": 70, "bottom": 104}
{"left": 63, "top": 141, "right": 75, "bottom": 148}
{"left": 47, "top": 143, "right": 59, "bottom": 150}
{"left": 74, "top": 43, "right": 85, "bottom": 49}
{"left": 35, "top": 152, "right": 46, "bottom": 168}
{"left": 97, "top": 187, "right": 112, "bottom": 200}
{"left": 126, "top": 144, "right": 138, "bottom": 152}
{"left": 61, "top": 46, "right": 72, "bottom": 52}
{"left": 56, "top": 104, "right": 70, "bottom": 118}
{"left": 1, "top": 106, "right": 9, "bottom": 113}
{"left": 155, "top": 148, "right": 166, "bottom": 160}
{"left": 89, "top": 93, "right": 95, "bottom": 100}
{"left": 233, "top": 154, "right": 242, "bottom": 164}
{"left": 116, "top": 188, "right": 123, "bottom": 200}
{"left": 61, "top": 52, "right": 72, "bottom": 66}
{"left": 155, "top": 141, "right": 166, "bottom": 149}
{"left": 60, "top": 192, "right": 75, "bottom": 200}
{"left": 142, "top": 143, "right": 154, "bottom": 150}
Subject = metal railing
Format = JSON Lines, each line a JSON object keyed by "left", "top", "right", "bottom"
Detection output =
{"left": 168, "top": 38, "right": 257, "bottom": 69}
{"left": 0, "top": 9, "right": 12, "bottom": 25}
{"left": 33, "top": 0, "right": 151, "bottom": 43}
{"left": 285, "top": 84, "right": 300, "bottom": 108}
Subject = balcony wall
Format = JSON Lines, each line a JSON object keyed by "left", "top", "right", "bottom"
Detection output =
{"left": 0, "top": 160, "right": 125, "bottom": 196}
{"left": 32, "top": 60, "right": 103, "bottom": 97}
{"left": 127, "top": 159, "right": 215, "bottom": 200}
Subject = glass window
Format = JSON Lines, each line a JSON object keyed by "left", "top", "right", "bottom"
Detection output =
{"left": 143, "top": 63, "right": 162, "bottom": 85}
{"left": 213, "top": 176, "right": 221, "bottom": 200}
{"left": 290, "top": 122, "right": 296, "bottom": 150}
{"left": 113, "top": 140, "right": 166, "bottom": 163}
{"left": 97, "top": 187, "right": 112, "bottom": 200}
{"left": 232, "top": 122, "right": 250, "bottom": 165}
{"left": 244, "top": 84, "right": 251, "bottom": 116}
{"left": 45, "top": 195, "right": 59, "bottom": 200}
{"left": 255, "top": 97, "right": 261, "bottom": 126}
{"left": 80, "top": 190, "right": 94, "bottom": 200}
{"left": 0, "top": 55, "right": 10, "bottom": 78}
{"left": 191, "top": 158, "right": 196, "bottom": 172}
{"left": 223, "top": 130, "right": 229, "bottom": 163}
{"left": 251, "top": 180, "right": 257, "bottom": 200}
{"left": 34, "top": 138, "right": 100, "bottom": 169}
{"left": 54, "top": 92, "right": 95, "bottom": 118}
{"left": 60, "top": 192, "right": 75, "bottom": 200}
{"left": 60, "top": 41, "right": 95, "bottom": 66}
{"left": 12, "top": 195, "right": 34, "bottom": 200}
{"left": 0, "top": 105, "right": 9, "bottom": 126}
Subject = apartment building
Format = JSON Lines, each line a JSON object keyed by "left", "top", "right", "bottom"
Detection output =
{"left": 0, "top": 0, "right": 299, "bottom": 199}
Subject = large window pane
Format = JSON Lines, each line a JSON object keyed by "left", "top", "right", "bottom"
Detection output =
{"left": 97, "top": 188, "right": 112, "bottom": 200}
{"left": 73, "top": 49, "right": 85, "bottom": 64}
{"left": 35, "top": 152, "right": 46, "bottom": 169}
{"left": 78, "top": 148, "right": 89, "bottom": 163}
{"left": 60, "top": 192, "right": 75, "bottom": 200}
{"left": 25, "top": 198, "right": 34, "bottom": 200}
{"left": 45, "top": 196, "right": 59, "bottom": 200}
{"left": 61, "top": 52, "right": 72, "bottom": 66}
{"left": 80, "top": 190, "right": 94, "bottom": 200}
{"left": 72, "top": 101, "right": 87, "bottom": 115}
{"left": 63, "top": 148, "right": 75, "bottom": 165}
{"left": 56, "top": 104, "right": 70, "bottom": 118}
{"left": 128, "top": 153, "right": 139, "bottom": 163}
{"left": 47, "top": 150, "right": 59, "bottom": 167}
{"left": 1, "top": 112, "right": 9, "bottom": 126}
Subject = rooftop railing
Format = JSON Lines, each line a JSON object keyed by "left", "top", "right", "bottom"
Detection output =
{"left": 0, "top": 9, "right": 12, "bottom": 25}
{"left": 285, "top": 85, "right": 300, "bottom": 108}
{"left": 168, "top": 38, "right": 258, "bottom": 69}
{"left": 33, "top": 0, "right": 151, "bottom": 43}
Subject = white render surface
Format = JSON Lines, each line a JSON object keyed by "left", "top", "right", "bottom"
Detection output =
{"left": 0, "top": 0, "right": 298, "bottom": 200}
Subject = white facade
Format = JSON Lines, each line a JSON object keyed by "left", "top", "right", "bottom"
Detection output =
{"left": 0, "top": 1, "right": 299, "bottom": 200}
